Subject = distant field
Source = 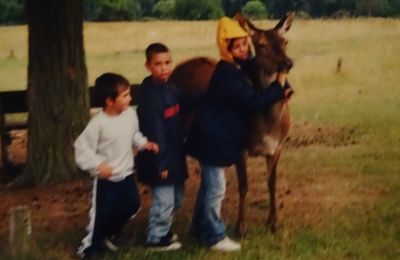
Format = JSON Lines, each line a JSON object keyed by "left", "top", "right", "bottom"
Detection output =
{"left": 0, "top": 18, "right": 398, "bottom": 91}
{"left": 1, "top": 19, "right": 400, "bottom": 259}
{"left": 0, "top": 21, "right": 220, "bottom": 90}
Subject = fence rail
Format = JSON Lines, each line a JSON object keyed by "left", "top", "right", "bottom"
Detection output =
{"left": 0, "top": 84, "right": 142, "bottom": 170}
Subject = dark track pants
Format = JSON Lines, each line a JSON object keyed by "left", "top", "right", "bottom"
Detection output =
{"left": 78, "top": 174, "right": 140, "bottom": 257}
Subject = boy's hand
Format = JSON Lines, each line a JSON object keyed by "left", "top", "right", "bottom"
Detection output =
{"left": 97, "top": 162, "right": 112, "bottom": 179}
{"left": 160, "top": 169, "right": 169, "bottom": 180}
{"left": 284, "top": 83, "right": 294, "bottom": 100}
{"left": 276, "top": 72, "right": 287, "bottom": 87}
{"left": 276, "top": 72, "right": 293, "bottom": 100}
{"left": 145, "top": 141, "right": 159, "bottom": 154}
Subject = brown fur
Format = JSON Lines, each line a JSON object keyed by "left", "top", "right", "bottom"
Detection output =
{"left": 170, "top": 57, "right": 217, "bottom": 96}
{"left": 170, "top": 13, "right": 295, "bottom": 235}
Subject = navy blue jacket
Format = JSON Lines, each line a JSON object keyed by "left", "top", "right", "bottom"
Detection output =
{"left": 136, "top": 76, "right": 187, "bottom": 186}
{"left": 186, "top": 60, "right": 285, "bottom": 166}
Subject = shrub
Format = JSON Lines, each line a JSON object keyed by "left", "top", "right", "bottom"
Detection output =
{"left": 0, "top": 0, "right": 25, "bottom": 25}
{"left": 152, "top": 0, "right": 175, "bottom": 19}
{"left": 243, "top": 0, "right": 268, "bottom": 19}
{"left": 85, "top": 0, "right": 142, "bottom": 21}
{"left": 174, "top": 0, "right": 224, "bottom": 20}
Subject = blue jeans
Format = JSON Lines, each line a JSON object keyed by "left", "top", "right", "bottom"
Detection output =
{"left": 191, "top": 164, "right": 226, "bottom": 246}
{"left": 147, "top": 184, "right": 184, "bottom": 244}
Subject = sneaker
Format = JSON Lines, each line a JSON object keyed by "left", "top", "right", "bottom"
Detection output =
{"left": 209, "top": 237, "right": 241, "bottom": 252}
{"left": 78, "top": 247, "right": 104, "bottom": 260}
{"left": 165, "top": 230, "right": 179, "bottom": 242}
{"left": 146, "top": 241, "right": 182, "bottom": 251}
{"left": 104, "top": 237, "right": 119, "bottom": 252}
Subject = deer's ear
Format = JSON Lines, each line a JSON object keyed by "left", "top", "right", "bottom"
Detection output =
{"left": 234, "top": 12, "right": 257, "bottom": 36}
{"left": 251, "top": 30, "right": 267, "bottom": 46}
{"left": 274, "top": 11, "right": 295, "bottom": 35}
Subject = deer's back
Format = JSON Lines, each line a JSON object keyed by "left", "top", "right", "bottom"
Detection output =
{"left": 170, "top": 57, "right": 217, "bottom": 97}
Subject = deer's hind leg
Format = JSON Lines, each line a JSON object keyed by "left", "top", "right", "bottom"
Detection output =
{"left": 235, "top": 152, "right": 248, "bottom": 237}
{"left": 266, "top": 148, "right": 281, "bottom": 233}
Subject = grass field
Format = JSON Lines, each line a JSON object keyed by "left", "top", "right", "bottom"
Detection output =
{"left": 0, "top": 18, "right": 400, "bottom": 259}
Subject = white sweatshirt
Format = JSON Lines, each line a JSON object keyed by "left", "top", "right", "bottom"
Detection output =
{"left": 74, "top": 107, "right": 148, "bottom": 182}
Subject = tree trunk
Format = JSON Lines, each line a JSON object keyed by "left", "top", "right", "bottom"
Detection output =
{"left": 25, "top": 0, "right": 89, "bottom": 185}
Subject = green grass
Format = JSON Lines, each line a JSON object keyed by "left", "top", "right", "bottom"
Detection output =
{"left": 1, "top": 18, "right": 400, "bottom": 259}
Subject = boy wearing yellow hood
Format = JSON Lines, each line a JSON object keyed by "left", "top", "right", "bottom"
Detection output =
{"left": 186, "top": 17, "right": 291, "bottom": 251}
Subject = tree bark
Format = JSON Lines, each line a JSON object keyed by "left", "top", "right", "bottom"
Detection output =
{"left": 25, "top": 0, "right": 89, "bottom": 184}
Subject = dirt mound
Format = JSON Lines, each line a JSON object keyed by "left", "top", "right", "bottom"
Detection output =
{"left": 284, "top": 122, "right": 360, "bottom": 148}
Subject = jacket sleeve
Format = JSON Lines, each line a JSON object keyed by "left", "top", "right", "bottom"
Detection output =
{"left": 74, "top": 119, "right": 103, "bottom": 176}
{"left": 131, "top": 109, "right": 148, "bottom": 150}
{"left": 219, "top": 64, "right": 285, "bottom": 109}
{"left": 138, "top": 90, "right": 169, "bottom": 172}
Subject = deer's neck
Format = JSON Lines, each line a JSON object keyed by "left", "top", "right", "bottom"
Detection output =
{"left": 259, "top": 71, "right": 276, "bottom": 89}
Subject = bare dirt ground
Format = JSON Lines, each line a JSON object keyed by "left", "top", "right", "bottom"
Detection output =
{"left": 0, "top": 161, "right": 361, "bottom": 237}
{"left": 0, "top": 124, "right": 379, "bottom": 245}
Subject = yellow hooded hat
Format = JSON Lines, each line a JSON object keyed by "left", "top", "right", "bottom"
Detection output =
{"left": 216, "top": 16, "right": 249, "bottom": 62}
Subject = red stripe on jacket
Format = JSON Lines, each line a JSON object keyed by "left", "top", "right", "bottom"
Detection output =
{"left": 164, "top": 104, "right": 180, "bottom": 118}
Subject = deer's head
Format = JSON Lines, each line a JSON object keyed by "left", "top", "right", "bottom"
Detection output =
{"left": 235, "top": 12, "right": 294, "bottom": 87}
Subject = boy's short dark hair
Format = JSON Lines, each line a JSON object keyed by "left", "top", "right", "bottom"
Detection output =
{"left": 145, "top": 43, "right": 169, "bottom": 63}
{"left": 95, "top": 73, "right": 130, "bottom": 107}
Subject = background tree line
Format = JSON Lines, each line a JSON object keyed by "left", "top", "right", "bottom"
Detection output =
{"left": 1, "top": 0, "right": 400, "bottom": 25}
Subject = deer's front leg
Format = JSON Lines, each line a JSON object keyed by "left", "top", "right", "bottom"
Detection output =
{"left": 235, "top": 152, "right": 248, "bottom": 237}
{"left": 266, "top": 150, "right": 281, "bottom": 233}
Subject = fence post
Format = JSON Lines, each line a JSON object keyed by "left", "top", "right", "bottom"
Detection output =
{"left": 0, "top": 94, "right": 8, "bottom": 168}
{"left": 9, "top": 206, "right": 31, "bottom": 258}
{"left": 336, "top": 57, "right": 342, "bottom": 73}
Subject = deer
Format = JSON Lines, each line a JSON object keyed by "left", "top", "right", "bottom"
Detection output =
{"left": 169, "top": 12, "right": 295, "bottom": 236}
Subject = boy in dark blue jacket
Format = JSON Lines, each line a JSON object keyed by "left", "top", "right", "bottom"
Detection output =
{"left": 136, "top": 43, "right": 187, "bottom": 251}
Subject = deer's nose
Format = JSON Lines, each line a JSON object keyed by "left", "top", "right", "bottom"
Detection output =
{"left": 278, "top": 58, "right": 293, "bottom": 72}
{"left": 286, "top": 58, "right": 293, "bottom": 70}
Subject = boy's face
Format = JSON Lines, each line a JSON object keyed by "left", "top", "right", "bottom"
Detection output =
{"left": 106, "top": 85, "right": 132, "bottom": 114}
{"left": 229, "top": 37, "right": 249, "bottom": 61}
{"left": 146, "top": 52, "right": 173, "bottom": 83}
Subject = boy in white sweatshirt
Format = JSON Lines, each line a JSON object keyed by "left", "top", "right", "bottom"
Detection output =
{"left": 75, "top": 73, "right": 158, "bottom": 258}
